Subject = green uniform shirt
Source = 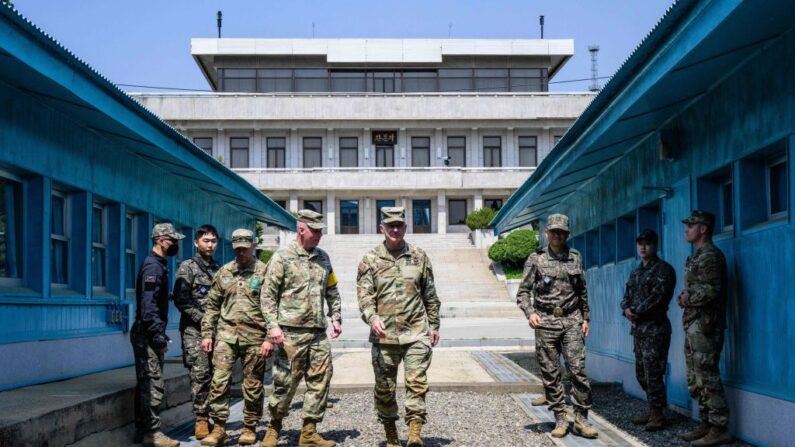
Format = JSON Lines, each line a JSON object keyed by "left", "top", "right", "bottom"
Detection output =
{"left": 683, "top": 241, "right": 728, "bottom": 329}
{"left": 357, "top": 242, "right": 441, "bottom": 345}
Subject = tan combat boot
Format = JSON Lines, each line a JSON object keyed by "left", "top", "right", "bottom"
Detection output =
{"left": 573, "top": 411, "right": 599, "bottom": 439}
{"left": 550, "top": 412, "right": 569, "bottom": 438}
{"left": 195, "top": 416, "right": 211, "bottom": 439}
{"left": 681, "top": 422, "right": 711, "bottom": 442}
{"left": 299, "top": 420, "right": 336, "bottom": 447}
{"left": 383, "top": 420, "right": 400, "bottom": 447}
{"left": 238, "top": 425, "right": 258, "bottom": 445}
{"left": 690, "top": 426, "right": 731, "bottom": 446}
{"left": 407, "top": 419, "right": 424, "bottom": 447}
{"left": 200, "top": 422, "right": 227, "bottom": 446}
{"left": 531, "top": 395, "right": 547, "bottom": 406}
{"left": 142, "top": 431, "right": 180, "bottom": 447}
{"left": 644, "top": 407, "right": 665, "bottom": 431}
{"left": 261, "top": 419, "right": 282, "bottom": 447}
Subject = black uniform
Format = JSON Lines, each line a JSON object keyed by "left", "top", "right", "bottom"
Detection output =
{"left": 130, "top": 251, "right": 171, "bottom": 434}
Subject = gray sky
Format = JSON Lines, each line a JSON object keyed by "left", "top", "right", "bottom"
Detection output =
{"left": 14, "top": 0, "right": 674, "bottom": 92}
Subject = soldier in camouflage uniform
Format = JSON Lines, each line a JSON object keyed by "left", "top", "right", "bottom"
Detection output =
{"left": 677, "top": 211, "right": 731, "bottom": 447}
{"left": 516, "top": 214, "right": 598, "bottom": 439}
{"left": 620, "top": 229, "right": 676, "bottom": 431}
{"left": 357, "top": 207, "right": 441, "bottom": 447}
{"left": 199, "top": 229, "right": 272, "bottom": 446}
{"left": 173, "top": 224, "right": 221, "bottom": 440}
{"left": 260, "top": 209, "right": 342, "bottom": 447}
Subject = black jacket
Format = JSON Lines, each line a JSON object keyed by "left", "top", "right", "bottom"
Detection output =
{"left": 134, "top": 251, "right": 170, "bottom": 347}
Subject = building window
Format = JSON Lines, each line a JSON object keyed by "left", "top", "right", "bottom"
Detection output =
{"left": 0, "top": 176, "right": 23, "bottom": 280}
{"left": 376, "top": 145, "right": 394, "bottom": 167}
{"left": 739, "top": 140, "right": 788, "bottom": 229}
{"left": 230, "top": 137, "right": 250, "bottom": 168}
{"left": 267, "top": 137, "right": 286, "bottom": 168}
{"left": 768, "top": 157, "right": 788, "bottom": 218}
{"left": 368, "top": 71, "right": 400, "bottom": 93}
{"left": 258, "top": 68, "right": 293, "bottom": 92}
{"left": 412, "top": 137, "right": 431, "bottom": 167}
{"left": 193, "top": 137, "right": 213, "bottom": 155}
{"left": 600, "top": 223, "right": 616, "bottom": 265}
{"left": 402, "top": 71, "right": 437, "bottom": 92}
{"left": 92, "top": 203, "right": 107, "bottom": 288}
{"left": 331, "top": 71, "right": 366, "bottom": 92}
{"left": 51, "top": 192, "right": 69, "bottom": 285}
{"left": 617, "top": 214, "right": 637, "bottom": 261}
{"left": 125, "top": 213, "right": 137, "bottom": 291}
{"left": 447, "top": 136, "right": 466, "bottom": 167}
{"left": 448, "top": 199, "right": 467, "bottom": 225}
{"left": 475, "top": 69, "right": 509, "bottom": 92}
{"left": 697, "top": 167, "right": 734, "bottom": 234}
{"left": 439, "top": 69, "right": 473, "bottom": 92}
{"left": 339, "top": 137, "right": 358, "bottom": 168}
{"left": 518, "top": 136, "right": 538, "bottom": 167}
{"left": 303, "top": 137, "right": 323, "bottom": 168}
{"left": 294, "top": 69, "right": 328, "bottom": 92}
{"left": 510, "top": 68, "right": 546, "bottom": 92}
{"left": 484, "top": 199, "right": 503, "bottom": 211}
{"left": 303, "top": 200, "right": 323, "bottom": 214}
{"left": 275, "top": 200, "right": 287, "bottom": 209}
{"left": 483, "top": 136, "right": 502, "bottom": 167}
{"left": 219, "top": 68, "right": 256, "bottom": 92}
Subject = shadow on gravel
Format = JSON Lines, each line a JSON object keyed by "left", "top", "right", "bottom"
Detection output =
{"left": 422, "top": 436, "right": 455, "bottom": 446}
{"left": 279, "top": 428, "right": 362, "bottom": 445}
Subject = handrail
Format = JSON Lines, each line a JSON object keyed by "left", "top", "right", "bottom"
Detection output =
{"left": 234, "top": 167, "right": 537, "bottom": 173}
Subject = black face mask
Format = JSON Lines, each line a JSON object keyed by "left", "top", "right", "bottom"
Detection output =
{"left": 166, "top": 243, "right": 179, "bottom": 257}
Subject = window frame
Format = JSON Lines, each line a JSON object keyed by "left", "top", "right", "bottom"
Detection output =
{"left": 125, "top": 212, "right": 137, "bottom": 293}
{"left": 411, "top": 136, "right": 431, "bottom": 168}
{"left": 483, "top": 136, "right": 502, "bottom": 167}
{"left": 50, "top": 190, "right": 70, "bottom": 287}
{"left": 0, "top": 172, "right": 24, "bottom": 286}
{"left": 767, "top": 155, "right": 788, "bottom": 220}
{"left": 267, "top": 137, "right": 287, "bottom": 169}
{"left": 518, "top": 136, "right": 538, "bottom": 167}
{"left": 446, "top": 136, "right": 466, "bottom": 167}
{"left": 229, "top": 137, "right": 250, "bottom": 169}
{"left": 91, "top": 202, "right": 108, "bottom": 291}
{"left": 448, "top": 199, "right": 468, "bottom": 226}
{"left": 303, "top": 137, "right": 323, "bottom": 169}
{"left": 338, "top": 137, "right": 359, "bottom": 168}
{"left": 303, "top": 200, "right": 323, "bottom": 214}
{"left": 192, "top": 137, "right": 213, "bottom": 155}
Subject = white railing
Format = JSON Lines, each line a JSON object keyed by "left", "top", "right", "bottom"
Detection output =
{"left": 234, "top": 166, "right": 536, "bottom": 174}
{"left": 131, "top": 91, "right": 595, "bottom": 99}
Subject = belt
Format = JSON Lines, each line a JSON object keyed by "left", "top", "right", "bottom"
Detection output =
{"left": 535, "top": 305, "right": 577, "bottom": 317}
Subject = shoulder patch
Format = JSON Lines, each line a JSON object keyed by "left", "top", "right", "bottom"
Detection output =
{"left": 358, "top": 262, "right": 368, "bottom": 274}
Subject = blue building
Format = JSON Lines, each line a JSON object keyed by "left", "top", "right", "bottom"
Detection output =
{"left": 0, "top": 5, "right": 294, "bottom": 391}
{"left": 493, "top": 1, "right": 795, "bottom": 445}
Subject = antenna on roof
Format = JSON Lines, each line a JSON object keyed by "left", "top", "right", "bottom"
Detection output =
{"left": 312, "top": 22, "right": 316, "bottom": 38}
{"left": 448, "top": 23, "right": 453, "bottom": 38}
{"left": 216, "top": 11, "right": 222, "bottom": 38}
{"left": 589, "top": 45, "right": 601, "bottom": 92}
{"left": 539, "top": 15, "right": 545, "bottom": 39}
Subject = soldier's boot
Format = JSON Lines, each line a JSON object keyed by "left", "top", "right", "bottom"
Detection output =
{"left": 299, "top": 420, "right": 336, "bottom": 447}
{"left": 531, "top": 395, "right": 547, "bottom": 406}
{"left": 142, "top": 431, "right": 180, "bottom": 447}
{"left": 195, "top": 416, "right": 211, "bottom": 439}
{"left": 383, "top": 420, "right": 401, "bottom": 447}
{"left": 631, "top": 406, "right": 650, "bottom": 425}
{"left": 238, "top": 425, "right": 258, "bottom": 445}
{"left": 644, "top": 407, "right": 666, "bottom": 432}
{"left": 200, "top": 423, "right": 228, "bottom": 446}
{"left": 261, "top": 419, "right": 282, "bottom": 447}
{"left": 681, "top": 422, "right": 711, "bottom": 442}
{"left": 573, "top": 411, "right": 599, "bottom": 439}
{"left": 407, "top": 419, "right": 424, "bottom": 447}
{"left": 550, "top": 412, "right": 569, "bottom": 438}
{"left": 690, "top": 426, "right": 731, "bottom": 447}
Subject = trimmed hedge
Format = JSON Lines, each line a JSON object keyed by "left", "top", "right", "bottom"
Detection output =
{"left": 258, "top": 249, "right": 274, "bottom": 264}
{"left": 466, "top": 207, "right": 497, "bottom": 231}
{"left": 487, "top": 229, "right": 539, "bottom": 269}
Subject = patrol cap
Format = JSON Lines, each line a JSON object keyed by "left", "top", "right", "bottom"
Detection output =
{"left": 381, "top": 207, "right": 406, "bottom": 225}
{"left": 231, "top": 228, "right": 257, "bottom": 249}
{"left": 546, "top": 214, "right": 570, "bottom": 233}
{"left": 681, "top": 210, "right": 715, "bottom": 228}
{"left": 297, "top": 209, "right": 326, "bottom": 230}
{"left": 151, "top": 223, "right": 185, "bottom": 240}
{"left": 636, "top": 228, "right": 658, "bottom": 244}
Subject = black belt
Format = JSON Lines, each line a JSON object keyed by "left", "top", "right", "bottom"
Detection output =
{"left": 535, "top": 305, "right": 577, "bottom": 317}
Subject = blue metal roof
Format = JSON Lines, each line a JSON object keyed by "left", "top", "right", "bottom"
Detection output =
{"left": 0, "top": 4, "right": 296, "bottom": 230}
{"left": 491, "top": 0, "right": 795, "bottom": 234}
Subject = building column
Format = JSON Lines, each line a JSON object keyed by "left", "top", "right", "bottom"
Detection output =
{"left": 326, "top": 191, "right": 336, "bottom": 235}
{"left": 437, "top": 190, "right": 447, "bottom": 234}
{"left": 434, "top": 128, "right": 443, "bottom": 167}
{"left": 474, "top": 190, "right": 484, "bottom": 210}
{"left": 470, "top": 128, "right": 479, "bottom": 168}
{"left": 506, "top": 127, "right": 515, "bottom": 167}
{"left": 402, "top": 196, "right": 411, "bottom": 233}
{"left": 398, "top": 128, "right": 408, "bottom": 167}
{"left": 363, "top": 128, "right": 371, "bottom": 167}
{"left": 289, "top": 191, "right": 299, "bottom": 213}
{"left": 326, "top": 128, "right": 335, "bottom": 168}
{"left": 252, "top": 129, "right": 263, "bottom": 168}
{"left": 217, "top": 128, "right": 227, "bottom": 165}
{"left": 289, "top": 128, "right": 299, "bottom": 168}
{"left": 541, "top": 127, "right": 553, "bottom": 160}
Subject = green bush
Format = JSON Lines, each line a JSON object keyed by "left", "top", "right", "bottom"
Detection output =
{"left": 488, "top": 229, "right": 539, "bottom": 269}
{"left": 465, "top": 207, "right": 497, "bottom": 231}
{"left": 258, "top": 249, "right": 274, "bottom": 264}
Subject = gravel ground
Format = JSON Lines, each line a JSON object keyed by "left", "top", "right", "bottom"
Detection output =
{"left": 221, "top": 391, "right": 555, "bottom": 447}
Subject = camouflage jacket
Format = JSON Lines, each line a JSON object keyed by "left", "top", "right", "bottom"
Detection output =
{"left": 683, "top": 242, "right": 728, "bottom": 331}
{"left": 516, "top": 245, "right": 590, "bottom": 329}
{"left": 620, "top": 256, "right": 676, "bottom": 337}
{"left": 260, "top": 241, "right": 342, "bottom": 331}
{"left": 201, "top": 259, "right": 269, "bottom": 345}
{"left": 173, "top": 256, "right": 220, "bottom": 332}
{"left": 356, "top": 242, "right": 441, "bottom": 345}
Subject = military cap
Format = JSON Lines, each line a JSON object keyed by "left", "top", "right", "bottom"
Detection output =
{"left": 231, "top": 228, "right": 257, "bottom": 248}
{"left": 546, "top": 213, "right": 570, "bottom": 232}
{"left": 297, "top": 209, "right": 326, "bottom": 229}
{"left": 151, "top": 223, "right": 185, "bottom": 240}
{"left": 681, "top": 210, "right": 715, "bottom": 228}
{"left": 381, "top": 206, "right": 406, "bottom": 225}
{"left": 636, "top": 228, "right": 658, "bottom": 244}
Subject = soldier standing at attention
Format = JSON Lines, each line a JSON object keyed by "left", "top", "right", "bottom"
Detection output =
{"left": 516, "top": 214, "right": 598, "bottom": 439}
{"left": 199, "top": 229, "right": 272, "bottom": 446}
{"left": 131, "top": 223, "right": 184, "bottom": 447}
{"left": 173, "top": 224, "right": 221, "bottom": 440}
{"left": 678, "top": 211, "right": 731, "bottom": 447}
{"left": 260, "top": 210, "right": 342, "bottom": 447}
{"left": 356, "top": 207, "right": 440, "bottom": 447}
{"left": 620, "top": 229, "right": 676, "bottom": 431}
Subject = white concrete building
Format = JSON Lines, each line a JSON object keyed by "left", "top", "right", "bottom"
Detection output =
{"left": 133, "top": 38, "right": 593, "bottom": 234}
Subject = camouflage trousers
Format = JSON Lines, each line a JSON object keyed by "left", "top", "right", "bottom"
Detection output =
{"left": 208, "top": 339, "right": 266, "bottom": 427}
{"left": 685, "top": 320, "right": 729, "bottom": 428}
{"left": 181, "top": 326, "right": 213, "bottom": 417}
{"left": 535, "top": 322, "right": 592, "bottom": 414}
{"left": 269, "top": 327, "right": 332, "bottom": 422}
{"left": 371, "top": 337, "right": 432, "bottom": 424}
{"left": 130, "top": 325, "right": 165, "bottom": 433}
{"left": 633, "top": 332, "right": 670, "bottom": 410}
